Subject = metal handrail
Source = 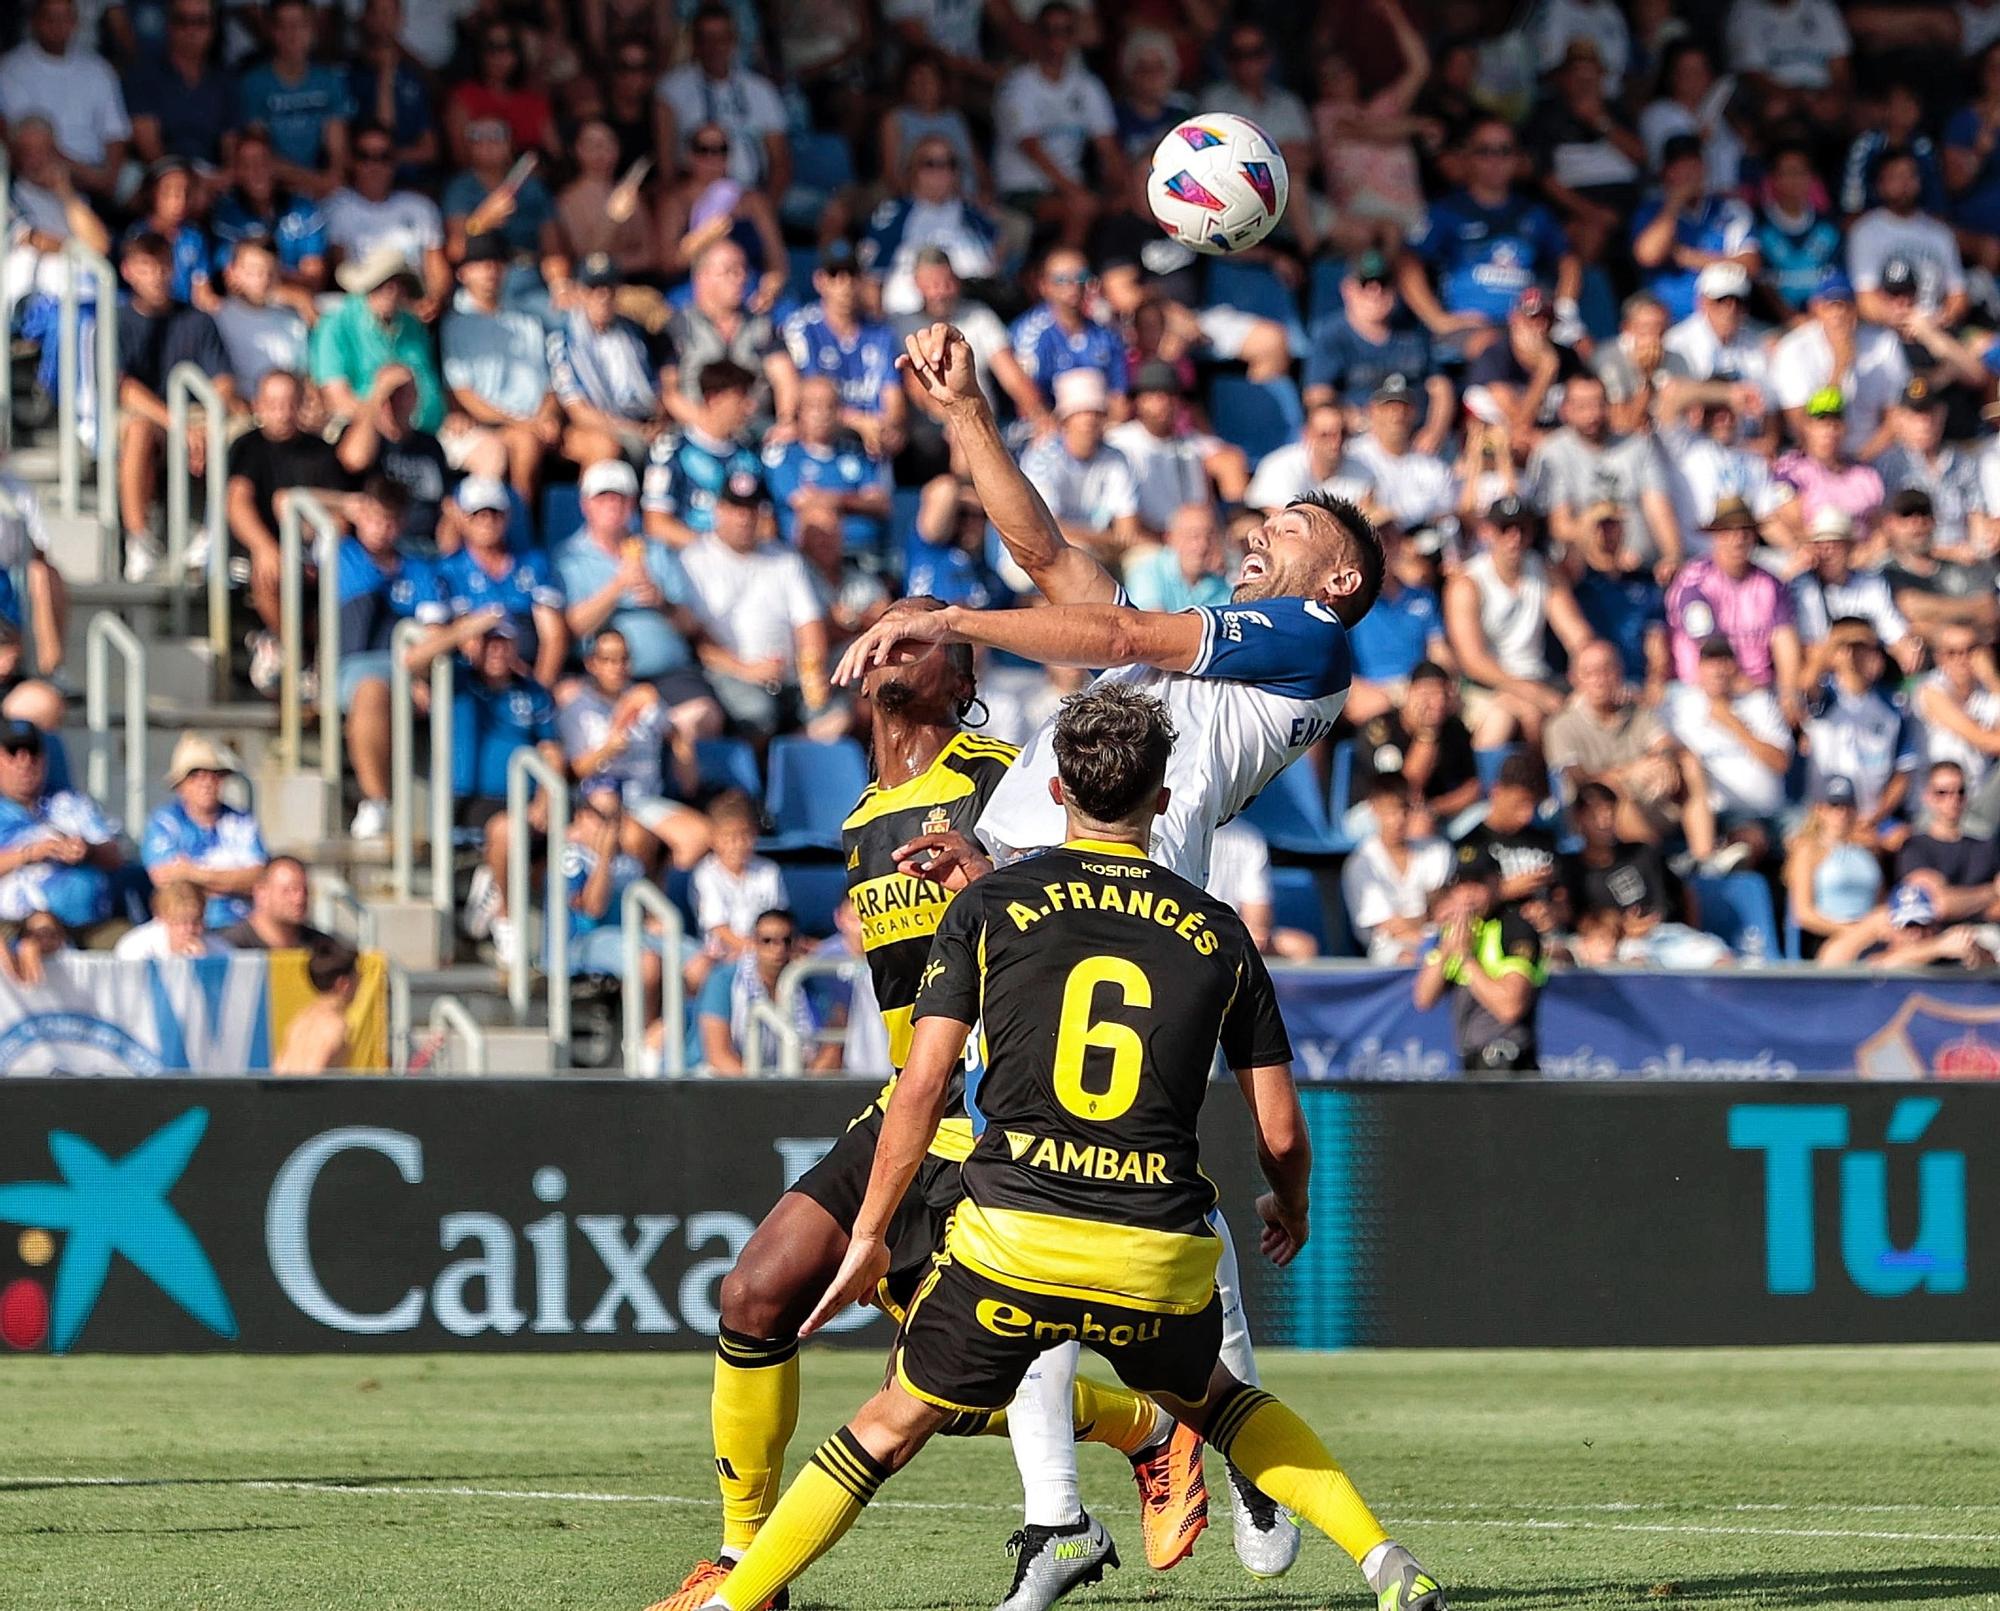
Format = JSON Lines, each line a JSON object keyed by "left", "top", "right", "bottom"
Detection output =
{"left": 389, "top": 623, "right": 455, "bottom": 917}
{"left": 505, "top": 747, "right": 569, "bottom": 1053}
{"left": 277, "top": 488, "right": 343, "bottom": 779}
{"left": 387, "top": 958, "right": 411, "bottom": 1072}
{"left": 428, "top": 995, "right": 488, "bottom": 1074}
{"left": 744, "top": 954, "right": 865, "bottom": 1076}
{"left": 620, "top": 880, "right": 686, "bottom": 1076}
{"left": 84, "top": 613, "right": 147, "bottom": 832}
{"left": 310, "top": 868, "right": 380, "bottom": 951}
{"left": 165, "top": 362, "right": 229, "bottom": 656}
{"left": 56, "top": 240, "right": 118, "bottom": 567}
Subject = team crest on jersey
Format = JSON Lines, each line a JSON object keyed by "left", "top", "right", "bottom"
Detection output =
{"left": 923, "top": 806, "right": 952, "bottom": 837}
{"left": 919, "top": 959, "right": 947, "bottom": 992}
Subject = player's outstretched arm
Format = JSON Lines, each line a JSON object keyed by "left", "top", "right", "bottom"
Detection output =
{"left": 1233, "top": 1061, "right": 1311, "bottom": 1267}
{"left": 899, "top": 323, "right": 1119, "bottom": 607}
{"left": 835, "top": 599, "right": 1203, "bottom": 686}
{"left": 799, "top": 1012, "right": 972, "bottom": 1339}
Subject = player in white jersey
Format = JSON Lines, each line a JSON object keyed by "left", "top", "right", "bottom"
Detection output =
{"left": 834, "top": 323, "right": 1385, "bottom": 1609}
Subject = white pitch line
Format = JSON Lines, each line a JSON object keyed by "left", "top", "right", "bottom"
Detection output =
{"left": 8, "top": 1478, "right": 2000, "bottom": 1545}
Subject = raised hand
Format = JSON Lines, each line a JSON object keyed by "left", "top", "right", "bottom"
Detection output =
{"left": 897, "top": 323, "right": 980, "bottom": 416}
{"left": 832, "top": 605, "right": 955, "bottom": 688}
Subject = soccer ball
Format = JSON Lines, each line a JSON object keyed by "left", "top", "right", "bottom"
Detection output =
{"left": 1146, "top": 114, "right": 1290, "bottom": 256}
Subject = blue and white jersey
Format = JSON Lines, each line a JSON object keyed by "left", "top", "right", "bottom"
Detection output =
{"left": 140, "top": 799, "right": 267, "bottom": 929}
{"left": 546, "top": 311, "right": 663, "bottom": 424}
{"left": 1008, "top": 303, "right": 1128, "bottom": 400}
{"left": 780, "top": 305, "right": 899, "bottom": 415}
{"left": 439, "top": 547, "right": 563, "bottom": 668}
{"left": 0, "top": 790, "right": 119, "bottom": 924}
{"left": 209, "top": 189, "right": 328, "bottom": 274}
{"left": 1409, "top": 190, "right": 1570, "bottom": 325}
{"left": 761, "top": 436, "right": 890, "bottom": 548}
{"left": 336, "top": 536, "right": 448, "bottom": 657}
{"left": 976, "top": 595, "right": 1353, "bottom": 881}
{"left": 642, "top": 427, "right": 763, "bottom": 535}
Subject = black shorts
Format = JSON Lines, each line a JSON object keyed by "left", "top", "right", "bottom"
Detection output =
{"left": 786, "top": 1104, "right": 963, "bottom": 1311}
{"left": 894, "top": 1253, "right": 1223, "bottom": 1414}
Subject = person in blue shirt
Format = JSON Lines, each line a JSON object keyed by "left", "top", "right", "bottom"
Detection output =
{"left": 1123, "top": 504, "right": 1233, "bottom": 613}
{"left": 441, "top": 119, "right": 559, "bottom": 269}
{"left": 552, "top": 457, "right": 714, "bottom": 698}
{"left": 1571, "top": 504, "right": 1668, "bottom": 686}
{"left": 760, "top": 377, "right": 892, "bottom": 554}
{"left": 1009, "top": 246, "right": 1129, "bottom": 404}
{"left": 122, "top": 0, "right": 234, "bottom": 167}
{"left": 234, "top": 0, "right": 353, "bottom": 193}
{"left": 780, "top": 241, "right": 906, "bottom": 453}
{"left": 1303, "top": 250, "right": 1438, "bottom": 413}
{"left": 1400, "top": 116, "right": 1577, "bottom": 348}
{"left": 1845, "top": 79, "right": 1947, "bottom": 220}
{"left": 0, "top": 721, "right": 124, "bottom": 933}
{"left": 561, "top": 782, "right": 660, "bottom": 984}
{"left": 208, "top": 127, "right": 330, "bottom": 298}
{"left": 122, "top": 158, "right": 215, "bottom": 307}
{"left": 335, "top": 476, "right": 448, "bottom": 840}
{"left": 642, "top": 360, "right": 766, "bottom": 547}
{"left": 349, "top": 0, "right": 440, "bottom": 183}
{"left": 689, "top": 905, "right": 829, "bottom": 1073}
{"left": 1343, "top": 522, "right": 1449, "bottom": 723}
{"left": 1630, "top": 134, "right": 1759, "bottom": 324}
{"left": 902, "top": 482, "right": 1010, "bottom": 609}
{"left": 1756, "top": 140, "right": 1844, "bottom": 313}
{"left": 139, "top": 732, "right": 268, "bottom": 930}
{"left": 438, "top": 476, "right": 567, "bottom": 686}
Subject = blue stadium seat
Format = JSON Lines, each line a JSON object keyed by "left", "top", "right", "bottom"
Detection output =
{"left": 1474, "top": 744, "right": 1524, "bottom": 795}
{"left": 1207, "top": 375, "right": 1304, "bottom": 465}
{"left": 1307, "top": 255, "right": 1348, "bottom": 330}
{"left": 1268, "top": 865, "right": 1328, "bottom": 953}
{"left": 1240, "top": 759, "right": 1335, "bottom": 855}
{"left": 1783, "top": 914, "right": 1805, "bottom": 962}
{"left": 540, "top": 482, "right": 581, "bottom": 544}
{"left": 1690, "top": 872, "right": 1779, "bottom": 959}
{"left": 1203, "top": 259, "right": 1305, "bottom": 351}
{"left": 891, "top": 485, "right": 924, "bottom": 551}
{"left": 664, "top": 866, "right": 699, "bottom": 933}
{"left": 780, "top": 860, "right": 849, "bottom": 937}
{"left": 764, "top": 735, "right": 870, "bottom": 850}
{"left": 694, "top": 737, "right": 761, "bottom": 800}
{"left": 782, "top": 131, "right": 855, "bottom": 232}
{"left": 786, "top": 244, "right": 819, "bottom": 306}
{"left": 1326, "top": 738, "right": 1356, "bottom": 823}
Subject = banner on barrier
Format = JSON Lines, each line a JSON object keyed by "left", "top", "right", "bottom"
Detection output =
{"left": 0, "top": 952, "right": 388, "bottom": 1076}
{"left": 1272, "top": 967, "right": 2000, "bottom": 1080}
{"left": 0, "top": 1080, "right": 1993, "bottom": 1354}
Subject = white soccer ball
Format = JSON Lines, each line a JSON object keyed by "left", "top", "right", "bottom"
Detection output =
{"left": 1146, "top": 113, "right": 1290, "bottom": 256}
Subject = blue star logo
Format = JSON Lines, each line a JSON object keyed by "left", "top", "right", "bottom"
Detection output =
{"left": 0, "top": 1109, "right": 236, "bottom": 1351}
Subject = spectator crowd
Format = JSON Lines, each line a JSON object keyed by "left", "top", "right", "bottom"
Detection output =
{"left": 4, "top": 0, "right": 2000, "bottom": 1071}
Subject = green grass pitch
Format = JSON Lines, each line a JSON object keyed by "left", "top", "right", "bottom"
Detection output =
{"left": 3, "top": 1347, "right": 1998, "bottom": 1610}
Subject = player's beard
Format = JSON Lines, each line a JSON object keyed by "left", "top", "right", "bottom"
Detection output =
{"left": 872, "top": 677, "right": 920, "bottom": 715}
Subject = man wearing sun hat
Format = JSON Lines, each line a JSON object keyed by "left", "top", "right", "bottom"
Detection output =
{"left": 310, "top": 242, "right": 446, "bottom": 430}
{"left": 141, "top": 732, "right": 268, "bottom": 930}
{"left": 1018, "top": 369, "right": 1141, "bottom": 566}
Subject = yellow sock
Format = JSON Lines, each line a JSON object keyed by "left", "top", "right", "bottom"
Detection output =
{"left": 718, "top": 1428, "right": 888, "bottom": 1611}
{"left": 1073, "top": 1375, "right": 1168, "bottom": 1456}
{"left": 949, "top": 1379, "right": 1161, "bottom": 1456}
{"left": 712, "top": 1328, "right": 801, "bottom": 1554}
{"left": 1207, "top": 1385, "right": 1388, "bottom": 1563}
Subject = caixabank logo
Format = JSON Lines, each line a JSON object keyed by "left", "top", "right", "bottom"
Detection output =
{"left": 0, "top": 1108, "right": 236, "bottom": 1352}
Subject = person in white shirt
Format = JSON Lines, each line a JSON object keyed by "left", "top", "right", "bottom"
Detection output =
{"left": 1661, "top": 635, "right": 1794, "bottom": 825}
{"left": 114, "top": 880, "right": 233, "bottom": 962}
{"left": 1205, "top": 818, "right": 1318, "bottom": 959}
{"left": 1662, "top": 262, "right": 1772, "bottom": 408}
{"left": 1244, "top": 398, "right": 1375, "bottom": 513}
{"left": 1804, "top": 623, "right": 1920, "bottom": 836}
{"left": 1727, "top": 0, "right": 1852, "bottom": 110}
{"left": 1105, "top": 361, "right": 1248, "bottom": 538}
{"left": 1769, "top": 270, "right": 1909, "bottom": 454}
{"left": 684, "top": 787, "right": 790, "bottom": 993}
{"left": 1344, "top": 376, "right": 1455, "bottom": 529}
{"left": 992, "top": 1, "right": 1122, "bottom": 248}
{"left": 321, "top": 120, "right": 450, "bottom": 313}
{"left": 0, "top": 0, "right": 129, "bottom": 205}
{"left": 1016, "top": 368, "right": 1140, "bottom": 563}
{"left": 1790, "top": 511, "right": 1919, "bottom": 676}
{"left": 1341, "top": 773, "right": 1452, "bottom": 963}
{"left": 1913, "top": 625, "right": 2000, "bottom": 793}
{"left": 1848, "top": 148, "right": 1969, "bottom": 326}
{"left": 679, "top": 469, "right": 841, "bottom": 741}
{"left": 1198, "top": 21, "right": 1318, "bottom": 248}
{"left": 1664, "top": 398, "right": 1799, "bottom": 553}
{"left": 655, "top": 4, "right": 792, "bottom": 198}
{"left": 212, "top": 236, "right": 310, "bottom": 394}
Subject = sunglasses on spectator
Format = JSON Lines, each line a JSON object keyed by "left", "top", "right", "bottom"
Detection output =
{"left": 692, "top": 140, "right": 729, "bottom": 155}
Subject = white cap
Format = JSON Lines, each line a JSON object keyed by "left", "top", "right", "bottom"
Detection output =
{"left": 455, "top": 475, "right": 509, "bottom": 516}
{"left": 1809, "top": 507, "right": 1855, "bottom": 542}
{"left": 1696, "top": 261, "right": 1752, "bottom": 301}
{"left": 1053, "top": 367, "right": 1110, "bottom": 420}
{"left": 580, "top": 458, "right": 639, "bottom": 499}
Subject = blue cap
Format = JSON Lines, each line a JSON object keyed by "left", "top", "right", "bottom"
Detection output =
{"left": 1811, "top": 268, "right": 1855, "bottom": 304}
{"left": 1888, "top": 881, "right": 1937, "bottom": 929}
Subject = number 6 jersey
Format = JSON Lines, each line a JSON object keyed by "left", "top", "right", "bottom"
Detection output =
{"left": 912, "top": 839, "right": 1292, "bottom": 1314}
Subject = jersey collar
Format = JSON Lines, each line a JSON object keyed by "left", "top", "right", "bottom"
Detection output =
{"left": 1062, "top": 837, "right": 1147, "bottom": 859}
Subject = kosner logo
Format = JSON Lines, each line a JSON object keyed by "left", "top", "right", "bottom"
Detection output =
{"left": 263, "top": 1127, "right": 877, "bottom": 1338}
{"left": 1730, "top": 1100, "right": 1967, "bottom": 1297}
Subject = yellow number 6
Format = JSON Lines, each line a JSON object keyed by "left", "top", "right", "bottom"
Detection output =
{"left": 1052, "top": 956, "right": 1151, "bottom": 1121}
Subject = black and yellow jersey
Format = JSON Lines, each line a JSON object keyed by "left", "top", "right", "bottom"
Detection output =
{"left": 842, "top": 730, "right": 1018, "bottom": 1160}
{"left": 912, "top": 839, "right": 1292, "bottom": 1314}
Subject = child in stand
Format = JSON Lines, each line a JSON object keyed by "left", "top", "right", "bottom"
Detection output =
{"left": 684, "top": 789, "right": 789, "bottom": 994}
